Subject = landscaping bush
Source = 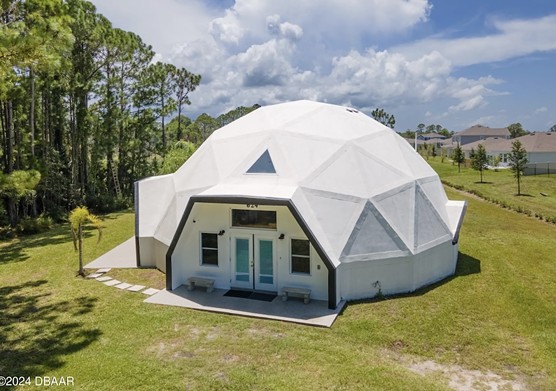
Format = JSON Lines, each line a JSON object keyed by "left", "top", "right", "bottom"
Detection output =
{"left": 17, "top": 215, "right": 53, "bottom": 235}
{"left": 86, "top": 194, "right": 131, "bottom": 214}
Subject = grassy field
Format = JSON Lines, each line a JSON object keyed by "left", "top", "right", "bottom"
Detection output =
{"left": 1, "top": 190, "right": 556, "bottom": 390}
{"left": 428, "top": 157, "right": 556, "bottom": 222}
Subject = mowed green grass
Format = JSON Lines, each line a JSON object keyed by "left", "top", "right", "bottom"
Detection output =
{"left": 1, "top": 191, "right": 556, "bottom": 390}
{"left": 428, "top": 157, "right": 556, "bottom": 221}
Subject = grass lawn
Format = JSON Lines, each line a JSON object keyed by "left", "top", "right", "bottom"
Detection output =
{"left": 428, "top": 157, "right": 556, "bottom": 222}
{"left": 1, "top": 191, "right": 556, "bottom": 390}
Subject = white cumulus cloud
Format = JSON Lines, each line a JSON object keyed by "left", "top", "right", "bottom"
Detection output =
{"left": 394, "top": 14, "right": 556, "bottom": 67}
{"left": 88, "top": 0, "right": 556, "bottom": 130}
{"left": 210, "top": 9, "right": 245, "bottom": 45}
{"left": 266, "top": 15, "right": 303, "bottom": 41}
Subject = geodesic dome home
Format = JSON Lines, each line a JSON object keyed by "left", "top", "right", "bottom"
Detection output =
{"left": 135, "top": 100, "right": 466, "bottom": 309}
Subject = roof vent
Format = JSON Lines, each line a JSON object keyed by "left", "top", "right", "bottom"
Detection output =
{"left": 346, "top": 108, "right": 359, "bottom": 113}
{"left": 246, "top": 150, "right": 276, "bottom": 174}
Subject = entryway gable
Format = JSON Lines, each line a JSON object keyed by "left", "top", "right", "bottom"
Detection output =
{"left": 166, "top": 195, "right": 338, "bottom": 309}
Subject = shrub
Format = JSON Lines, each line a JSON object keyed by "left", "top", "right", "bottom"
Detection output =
{"left": 86, "top": 194, "right": 131, "bottom": 214}
{"left": 0, "top": 226, "right": 16, "bottom": 239}
{"left": 17, "top": 215, "right": 53, "bottom": 235}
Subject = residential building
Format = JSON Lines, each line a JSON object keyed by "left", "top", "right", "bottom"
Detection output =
{"left": 452, "top": 125, "right": 510, "bottom": 145}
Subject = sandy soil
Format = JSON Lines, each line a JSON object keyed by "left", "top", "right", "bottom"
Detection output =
{"left": 385, "top": 349, "right": 528, "bottom": 391}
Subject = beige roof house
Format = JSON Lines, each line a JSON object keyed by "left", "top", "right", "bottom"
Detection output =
{"left": 453, "top": 125, "right": 510, "bottom": 145}
{"left": 518, "top": 132, "right": 556, "bottom": 152}
{"left": 459, "top": 132, "right": 556, "bottom": 166}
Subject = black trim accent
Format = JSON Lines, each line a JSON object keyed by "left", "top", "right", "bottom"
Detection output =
{"left": 451, "top": 201, "right": 468, "bottom": 245}
{"left": 166, "top": 199, "right": 197, "bottom": 293}
{"left": 166, "top": 195, "right": 338, "bottom": 309}
{"left": 134, "top": 181, "right": 141, "bottom": 267}
{"left": 135, "top": 236, "right": 141, "bottom": 267}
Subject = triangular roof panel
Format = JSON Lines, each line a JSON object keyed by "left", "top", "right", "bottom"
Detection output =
{"left": 372, "top": 183, "right": 415, "bottom": 250}
{"left": 414, "top": 185, "right": 452, "bottom": 250}
{"left": 246, "top": 149, "right": 276, "bottom": 174}
{"left": 342, "top": 201, "right": 409, "bottom": 260}
{"left": 356, "top": 132, "right": 412, "bottom": 174}
{"left": 303, "top": 146, "right": 369, "bottom": 198}
{"left": 301, "top": 188, "right": 366, "bottom": 257}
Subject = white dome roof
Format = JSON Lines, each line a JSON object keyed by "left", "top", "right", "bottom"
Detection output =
{"left": 137, "top": 100, "right": 465, "bottom": 267}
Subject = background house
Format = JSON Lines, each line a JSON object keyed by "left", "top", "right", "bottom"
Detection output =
{"left": 518, "top": 132, "right": 556, "bottom": 175}
{"left": 418, "top": 132, "right": 447, "bottom": 141}
{"left": 452, "top": 125, "right": 510, "bottom": 145}
{"left": 454, "top": 132, "right": 556, "bottom": 170}
{"left": 460, "top": 138, "right": 513, "bottom": 166}
{"left": 403, "top": 133, "right": 447, "bottom": 151}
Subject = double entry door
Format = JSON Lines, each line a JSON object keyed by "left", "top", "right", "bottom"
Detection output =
{"left": 231, "top": 233, "right": 276, "bottom": 291}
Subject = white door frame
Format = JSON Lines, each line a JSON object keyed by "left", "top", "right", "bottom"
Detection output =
{"left": 230, "top": 230, "right": 277, "bottom": 292}
{"left": 230, "top": 234, "right": 253, "bottom": 289}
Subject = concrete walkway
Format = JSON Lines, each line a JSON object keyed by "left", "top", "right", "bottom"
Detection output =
{"left": 145, "top": 285, "right": 345, "bottom": 327}
{"left": 87, "top": 268, "right": 160, "bottom": 295}
{"left": 84, "top": 237, "right": 137, "bottom": 269}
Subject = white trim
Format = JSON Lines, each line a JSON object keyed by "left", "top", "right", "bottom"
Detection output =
{"left": 230, "top": 234, "right": 253, "bottom": 289}
{"left": 290, "top": 237, "right": 312, "bottom": 276}
{"left": 199, "top": 232, "right": 219, "bottom": 267}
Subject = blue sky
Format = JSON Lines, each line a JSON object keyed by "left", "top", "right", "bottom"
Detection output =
{"left": 90, "top": 0, "right": 556, "bottom": 132}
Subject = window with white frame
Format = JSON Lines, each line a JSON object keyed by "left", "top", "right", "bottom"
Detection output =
{"left": 291, "top": 239, "right": 310, "bottom": 274}
{"left": 200, "top": 233, "right": 218, "bottom": 266}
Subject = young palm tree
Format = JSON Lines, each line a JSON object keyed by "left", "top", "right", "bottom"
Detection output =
{"left": 69, "top": 206, "right": 102, "bottom": 276}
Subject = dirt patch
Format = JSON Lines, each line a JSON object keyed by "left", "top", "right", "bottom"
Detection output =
{"left": 213, "top": 371, "right": 228, "bottom": 382}
{"left": 186, "top": 325, "right": 221, "bottom": 341}
{"left": 246, "top": 327, "right": 285, "bottom": 338}
{"left": 172, "top": 351, "right": 195, "bottom": 359}
{"left": 220, "top": 354, "right": 239, "bottom": 363}
{"left": 146, "top": 339, "right": 198, "bottom": 361}
{"left": 407, "top": 359, "right": 526, "bottom": 391}
{"left": 386, "top": 350, "right": 528, "bottom": 391}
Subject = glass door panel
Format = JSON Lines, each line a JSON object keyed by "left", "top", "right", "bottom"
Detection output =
{"left": 255, "top": 238, "right": 276, "bottom": 291}
{"left": 232, "top": 236, "right": 252, "bottom": 289}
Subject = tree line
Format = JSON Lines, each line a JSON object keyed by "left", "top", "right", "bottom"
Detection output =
{"left": 0, "top": 0, "right": 259, "bottom": 232}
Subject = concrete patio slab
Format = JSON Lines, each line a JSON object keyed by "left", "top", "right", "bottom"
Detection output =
{"left": 87, "top": 273, "right": 103, "bottom": 279}
{"left": 142, "top": 288, "right": 160, "bottom": 296}
{"left": 96, "top": 276, "right": 113, "bottom": 282}
{"left": 96, "top": 268, "right": 112, "bottom": 273}
{"left": 84, "top": 237, "right": 137, "bottom": 269}
{"left": 144, "top": 285, "right": 345, "bottom": 327}
{"left": 127, "top": 285, "right": 145, "bottom": 292}
{"left": 115, "top": 282, "right": 132, "bottom": 290}
{"left": 104, "top": 279, "right": 121, "bottom": 286}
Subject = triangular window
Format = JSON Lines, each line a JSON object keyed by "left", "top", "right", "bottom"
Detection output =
{"left": 246, "top": 150, "right": 276, "bottom": 174}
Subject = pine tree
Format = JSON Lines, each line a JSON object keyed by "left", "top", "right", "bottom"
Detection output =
{"left": 470, "top": 144, "right": 488, "bottom": 183}
{"left": 452, "top": 142, "right": 465, "bottom": 173}
{"left": 371, "top": 108, "right": 395, "bottom": 129}
{"left": 508, "top": 140, "right": 528, "bottom": 195}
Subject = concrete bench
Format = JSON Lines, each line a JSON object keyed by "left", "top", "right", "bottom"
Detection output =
{"left": 281, "top": 286, "right": 311, "bottom": 304}
{"left": 185, "top": 277, "right": 215, "bottom": 293}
